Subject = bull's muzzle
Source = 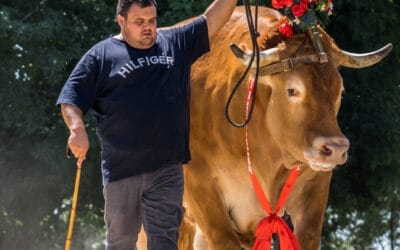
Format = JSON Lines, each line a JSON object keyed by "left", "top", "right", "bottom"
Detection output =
{"left": 304, "top": 136, "right": 350, "bottom": 171}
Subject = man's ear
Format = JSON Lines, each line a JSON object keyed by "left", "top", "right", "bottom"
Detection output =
{"left": 117, "top": 15, "right": 125, "bottom": 28}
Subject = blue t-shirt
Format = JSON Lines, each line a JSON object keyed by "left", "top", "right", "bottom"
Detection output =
{"left": 57, "top": 16, "right": 210, "bottom": 183}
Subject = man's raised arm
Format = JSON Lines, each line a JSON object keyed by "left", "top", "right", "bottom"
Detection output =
{"left": 204, "top": 0, "right": 238, "bottom": 41}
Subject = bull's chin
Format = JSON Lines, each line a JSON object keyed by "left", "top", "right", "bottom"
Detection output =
{"left": 281, "top": 152, "right": 336, "bottom": 171}
{"left": 307, "top": 161, "right": 336, "bottom": 172}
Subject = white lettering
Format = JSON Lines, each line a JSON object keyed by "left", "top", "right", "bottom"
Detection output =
{"left": 166, "top": 56, "right": 174, "bottom": 66}
{"left": 137, "top": 57, "right": 146, "bottom": 67}
{"left": 130, "top": 61, "right": 140, "bottom": 69}
{"left": 117, "top": 66, "right": 131, "bottom": 78}
{"left": 125, "top": 62, "right": 134, "bottom": 71}
{"left": 117, "top": 54, "right": 175, "bottom": 78}
{"left": 150, "top": 56, "right": 159, "bottom": 64}
{"left": 159, "top": 55, "right": 166, "bottom": 64}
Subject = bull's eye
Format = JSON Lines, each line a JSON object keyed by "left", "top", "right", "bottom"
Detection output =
{"left": 286, "top": 80, "right": 304, "bottom": 102}
{"left": 287, "top": 88, "right": 298, "bottom": 97}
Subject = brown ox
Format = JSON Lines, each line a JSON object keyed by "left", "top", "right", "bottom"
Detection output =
{"left": 180, "top": 5, "right": 392, "bottom": 250}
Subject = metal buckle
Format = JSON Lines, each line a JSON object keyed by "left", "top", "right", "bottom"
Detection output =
{"left": 319, "top": 52, "right": 328, "bottom": 63}
{"left": 282, "top": 58, "right": 294, "bottom": 72}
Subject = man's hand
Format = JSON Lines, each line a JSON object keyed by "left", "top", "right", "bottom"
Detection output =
{"left": 67, "top": 126, "right": 89, "bottom": 160}
{"left": 61, "top": 103, "right": 90, "bottom": 160}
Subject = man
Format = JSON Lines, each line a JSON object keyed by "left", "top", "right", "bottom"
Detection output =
{"left": 56, "top": 0, "right": 238, "bottom": 249}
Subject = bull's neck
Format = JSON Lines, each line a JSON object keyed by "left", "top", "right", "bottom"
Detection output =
{"left": 245, "top": 116, "right": 290, "bottom": 206}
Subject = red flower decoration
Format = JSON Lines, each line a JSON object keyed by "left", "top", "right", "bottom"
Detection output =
{"left": 272, "top": 0, "right": 334, "bottom": 36}
{"left": 301, "top": 0, "right": 311, "bottom": 6}
{"left": 291, "top": 1, "right": 309, "bottom": 18}
{"left": 272, "top": 0, "right": 294, "bottom": 9}
{"left": 278, "top": 18, "right": 293, "bottom": 38}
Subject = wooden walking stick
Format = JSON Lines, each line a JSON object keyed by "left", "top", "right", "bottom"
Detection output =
{"left": 65, "top": 156, "right": 84, "bottom": 250}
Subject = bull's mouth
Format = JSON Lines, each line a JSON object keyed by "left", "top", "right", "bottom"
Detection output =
{"left": 304, "top": 150, "right": 348, "bottom": 172}
{"left": 283, "top": 148, "right": 344, "bottom": 171}
{"left": 307, "top": 161, "right": 336, "bottom": 172}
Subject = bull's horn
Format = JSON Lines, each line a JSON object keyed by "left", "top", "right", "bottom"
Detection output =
{"left": 333, "top": 43, "right": 393, "bottom": 68}
{"left": 230, "top": 43, "right": 280, "bottom": 67}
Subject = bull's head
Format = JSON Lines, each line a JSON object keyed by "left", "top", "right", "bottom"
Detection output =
{"left": 230, "top": 26, "right": 392, "bottom": 171}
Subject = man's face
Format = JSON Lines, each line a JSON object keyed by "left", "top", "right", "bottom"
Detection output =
{"left": 117, "top": 4, "right": 157, "bottom": 49}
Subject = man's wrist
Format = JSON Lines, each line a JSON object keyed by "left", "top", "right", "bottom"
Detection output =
{"left": 69, "top": 124, "right": 86, "bottom": 134}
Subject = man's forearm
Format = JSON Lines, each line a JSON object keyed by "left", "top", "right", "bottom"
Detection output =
{"left": 61, "top": 103, "right": 89, "bottom": 159}
{"left": 204, "top": 0, "right": 237, "bottom": 40}
{"left": 60, "top": 103, "right": 85, "bottom": 132}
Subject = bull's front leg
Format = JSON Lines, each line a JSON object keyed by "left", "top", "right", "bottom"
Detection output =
{"left": 184, "top": 178, "right": 242, "bottom": 249}
{"left": 289, "top": 172, "right": 332, "bottom": 250}
{"left": 293, "top": 212, "right": 325, "bottom": 250}
{"left": 192, "top": 207, "right": 243, "bottom": 250}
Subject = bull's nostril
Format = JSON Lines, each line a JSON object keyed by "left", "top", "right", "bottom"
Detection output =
{"left": 312, "top": 136, "right": 350, "bottom": 164}
{"left": 321, "top": 145, "right": 332, "bottom": 156}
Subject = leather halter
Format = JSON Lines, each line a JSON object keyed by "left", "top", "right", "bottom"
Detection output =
{"left": 231, "top": 26, "right": 330, "bottom": 76}
{"left": 258, "top": 53, "right": 322, "bottom": 75}
{"left": 260, "top": 26, "right": 329, "bottom": 75}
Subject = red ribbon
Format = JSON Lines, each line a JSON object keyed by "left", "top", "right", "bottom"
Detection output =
{"left": 245, "top": 79, "right": 300, "bottom": 250}
{"left": 250, "top": 167, "right": 300, "bottom": 250}
{"left": 253, "top": 214, "right": 299, "bottom": 250}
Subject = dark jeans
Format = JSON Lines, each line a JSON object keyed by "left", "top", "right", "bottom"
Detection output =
{"left": 103, "top": 164, "right": 184, "bottom": 250}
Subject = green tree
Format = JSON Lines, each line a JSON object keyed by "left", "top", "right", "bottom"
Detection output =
{"left": 0, "top": 0, "right": 116, "bottom": 248}
{"left": 323, "top": 0, "right": 400, "bottom": 249}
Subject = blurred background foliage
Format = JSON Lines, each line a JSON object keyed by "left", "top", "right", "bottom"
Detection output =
{"left": 0, "top": 0, "right": 399, "bottom": 249}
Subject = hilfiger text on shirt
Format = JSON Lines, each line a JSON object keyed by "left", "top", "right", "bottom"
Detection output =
{"left": 117, "top": 54, "right": 174, "bottom": 78}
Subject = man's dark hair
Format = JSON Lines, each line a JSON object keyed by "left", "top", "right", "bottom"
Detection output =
{"left": 116, "top": 0, "right": 157, "bottom": 18}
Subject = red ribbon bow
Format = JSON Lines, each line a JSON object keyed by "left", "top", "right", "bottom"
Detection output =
{"left": 253, "top": 214, "right": 299, "bottom": 250}
{"left": 250, "top": 167, "right": 301, "bottom": 250}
